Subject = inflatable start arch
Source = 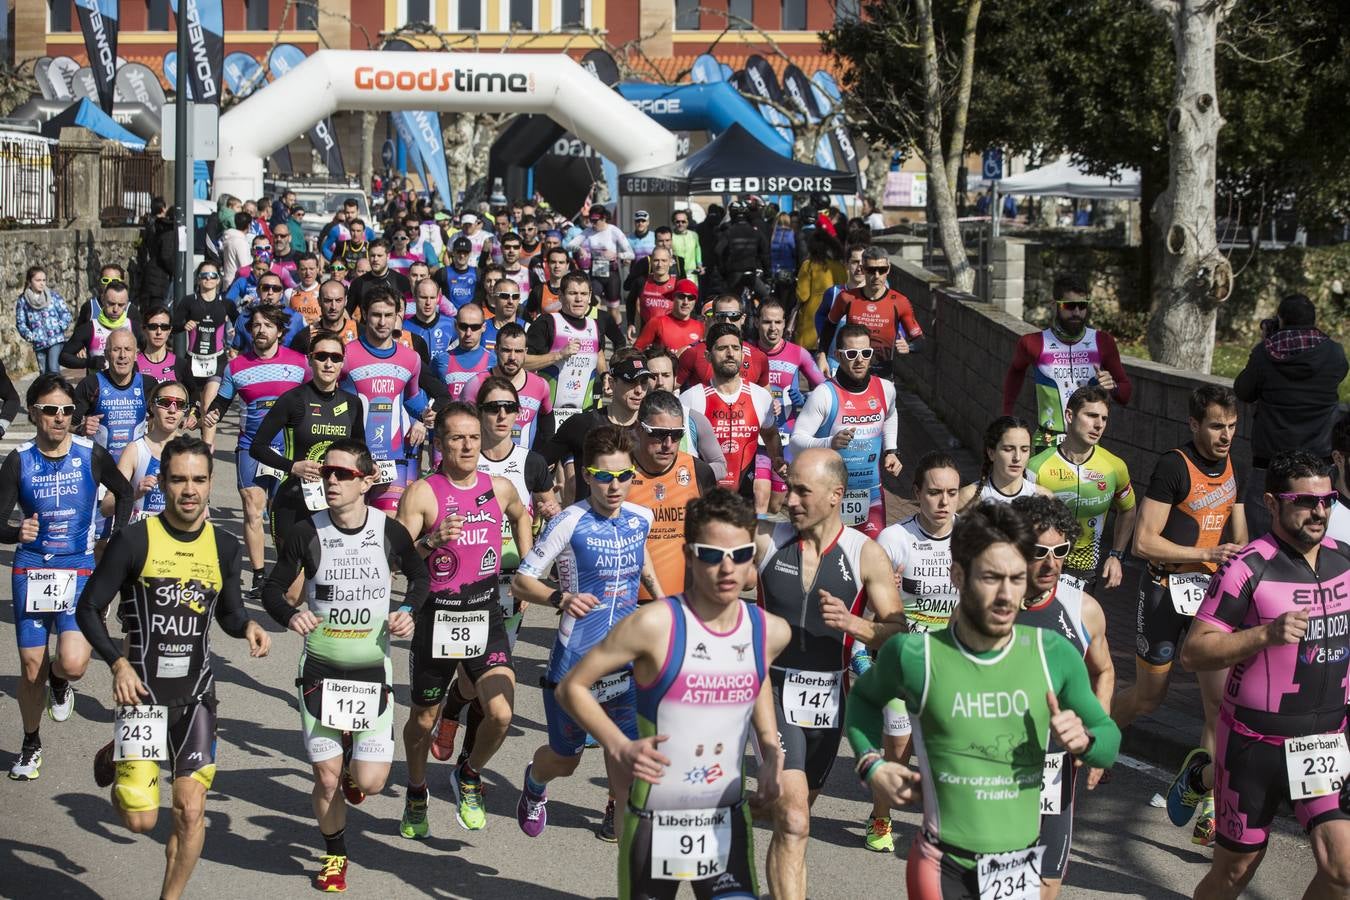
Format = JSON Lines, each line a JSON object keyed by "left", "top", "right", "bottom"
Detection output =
{"left": 213, "top": 50, "right": 679, "bottom": 202}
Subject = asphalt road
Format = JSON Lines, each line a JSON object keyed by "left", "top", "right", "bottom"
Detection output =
{"left": 0, "top": 415, "right": 1320, "bottom": 899}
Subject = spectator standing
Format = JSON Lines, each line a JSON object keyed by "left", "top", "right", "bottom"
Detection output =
{"left": 220, "top": 212, "right": 254, "bottom": 285}
{"left": 1234, "top": 293, "right": 1348, "bottom": 535}
{"left": 15, "top": 265, "right": 72, "bottom": 374}
{"left": 794, "top": 231, "right": 845, "bottom": 352}
{"left": 136, "top": 198, "right": 176, "bottom": 311}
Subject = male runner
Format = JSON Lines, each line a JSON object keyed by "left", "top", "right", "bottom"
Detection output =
{"left": 1111, "top": 384, "right": 1245, "bottom": 846}
{"left": 262, "top": 439, "right": 429, "bottom": 892}
{"left": 1026, "top": 385, "right": 1136, "bottom": 591}
{"left": 1328, "top": 415, "right": 1350, "bottom": 542}
{"left": 460, "top": 323, "right": 554, "bottom": 450}
{"left": 396, "top": 402, "right": 531, "bottom": 835}
{"left": 103, "top": 380, "right": 188, "bottom": 524}
{"left": 669, "top": 207, "right": 703, "bottom": 286}
{"left": 1179, "top": 450, "right": 1350, "bottom": 899}
{"left": 347, "top": 239, "right": 413, "bottom": 314}
{"left": 680, "top": 323, "right": 782, "bottom": 497}
{"left": 526, "top": 245, "right": 571, "bottom": 319}
{"left": 809, "top": 243, "right": 865, "bottom": 371}
{"left": 674, "top": 296, "right": 769, "bottom": 390}
{"left": 627, "top": 246, "right": 678, "bottom": 336}
{"left": 628, "top": 390, "right": 718, "bottom": 602}
{"left": 545, "top": 351, "right": 651, "bottom": 504}
{"left": 290, "top": 279, "right": 360, "bottom": 354}
{"left": 757, "top": 448, "right": 905, "bottom": 900}
{"left": 820, "top": 246, "right": 924, "bottom": 372}
{"left": 846, "top": 502, "right": 1120, "bottom": 899}
{"left": 755, "top": 298, "right": 825, "bottom": 514}
{"left": 644, "top": 349, "right": 728, "bottom": 481}
{"left": 498, "top": 231, "right": 532, "bottom": 297}
{"left": 790, "top": 325, "right": 902, "bottom": 539}
{"left": 633, "top": 279, "right": 704, "bottom": 358}
{"left": 524, "top": 272, "right": 610, "bottom": 428}
{"left": 204, "top": 305, "right": 310, "bottom": 598}
{"left": 1002, "top": 274, "right": 1132, "bottom": 452}
{"left": 558, "top": 489, "right": 791, "bottom": 900}
{"left": 60, "top": 279, "right": 140, "bottom": 372}
{"left": 512, "top": 426, "right": 663, "bottom": 842}
{"left": 285, "top": 253, "right": 324, "bottom": 325}
{"left": 434, "top": 235, "right": 480, "bottom": 311}
{"left": 341, "top": 285, "right": 429, "bottom": 513}
{"left": 0, "top": 374, "right": 132, "bottom": 779}
{"left": 443, "top": 302, "right": 496, "bottom": 401}
{"left": 402, "top": 277, "right": 457, "bottom": 378}
{"left": 77, "top": 436, "right": 269, "bottom": 900}
{"left": 1011, "top": 495, "right": 1115, "bottom": 899}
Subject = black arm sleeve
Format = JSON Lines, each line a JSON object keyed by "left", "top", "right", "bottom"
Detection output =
{"left": 93, "top": 443, "right": 134, "bottom": 532}
{"left": 525, "top": 450, "right": 552, "bottom": 494}
{"left": 212, "top": 533, "right": 251, "bottom": 638}
{"left": 387, "top": 519, "right": 429, "bottom": 613}
{"left": 0, "top": 360, "right": 19, "bottom": 433}
{"left": 262, "top": 522, "right": 316, "bottom": 628}
{"left": 599, "top": 311, "right": 627, "bottom": 351}
{"left": 249, "top": 388, "right": 301, "bottom": 471}
{"left": 73, "top": 375, "right": 99, "bottom": 430}
{"left": 76, "top": 525, "right": 149, "bottom": 666}
{"left": 694, "top": 458, "right": 718, "bottom": 494}
{"left": 532, "top": 409, "right": 555, "bottom": 452}
{"left": 60, "top": 322, "right": 96, "bottom": 369}
{"left": 526, "top": 316, "right": 556, "bottom": 355}
{"left": 543, "top": 412, "right": 586, "bottom": 467}
{"left": 0, "top": 451, "right": 23, "bottom": 544}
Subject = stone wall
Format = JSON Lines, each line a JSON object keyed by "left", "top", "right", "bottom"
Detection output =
{"left": 0, "top": 226, "right": 142, "bottom": 376}
{"left": 889, "top": 254, "right": 1254, "bottom": 488}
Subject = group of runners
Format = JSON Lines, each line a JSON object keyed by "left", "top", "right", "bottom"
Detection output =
{"left": 2, "top": 200, "right": 1348, "bottom": 900}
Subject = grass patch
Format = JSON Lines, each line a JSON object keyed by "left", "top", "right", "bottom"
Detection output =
{"left": 1119, "top": 340, "right": 1350, "bottom": 402}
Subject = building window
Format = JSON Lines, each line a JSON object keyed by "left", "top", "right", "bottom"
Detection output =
{"left": 675, "top": 0, "right": 698, "bottom": 30}
{"left": 49, "top": 0, "right": 74, "bottom": 32}
{"left": 456, "top": 0, "right": 482, "bottom": 30}
{"left": 836, "top": 0, "right": 861, "bottom": 23}
{"left": 561, "top": 0, "right": 585, "bottom": 29}
{"left": 728, "top": 0, "right": 752, "bottom": 27}
{"left": 507, "top": 0, "right": 533, "bottom": 29}
{"left": 146, "top": 0, "right": 171, "bottom": 30}
{"left": 398, "top": 0, "right": 431, "bottom": 25}
{"left": 781, "top": 0, "right": 807, "bottom": 29}
{"left": 245, "top": 0, "right": 269, "bottom": 30}
{"left": 296, "top": 1, "right": 319, "bottom": 29}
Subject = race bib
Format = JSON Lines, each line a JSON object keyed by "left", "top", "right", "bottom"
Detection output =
{"left": 782, "top": 669, "right": 842, "bottom": 729}
{"left": 840, "top": 489, "right": 870, "bottom": 527}
{"left": 553, "top": 406, "right": 582, "bottom": 429}
{"left": 1169, "top": 572, "right": 1211, "bottom": 617}
{"left": 302, "top": 479, "right": 328, "bottom": 511}
{"left": 432, "top": 609, "right": 490, "bottom": 659}
{"left": 976, "top": 846, "right": 1044, "bottom": 900}
{"left": 190, "top": 352, "right": 220, "bottom": 378}
{"left": 320, "top": 678, "right": 381, "bottom": 732}
{"left": 590, "top": 670, "right": 632, "bottom": 704}
{"left": 375, "top": 459, "right": 398, "bottom": 485}
{"left": 26, "top": 568, "right": 77, "bottom": 614}
{"left": 114, "top": 705, "right": 169, "bottom": 762}
{"left": 651, "top": 807, "right": 733, "bottom": 881}
{"left": 1039, "top": 752, "right": 1067, "bottom": 815}
{"left": 256, "top": 462, "right": 285, "bottom": 482}
{"left": 592, "top": 257, "right": 611, "bottom": 279}
{"left": 1284, "top": 732, "right": 1350, "bottom": 800}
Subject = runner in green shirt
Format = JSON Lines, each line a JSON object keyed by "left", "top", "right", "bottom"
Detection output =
{"left": 846, "top": 501, "right": 1120, "bottom": 900}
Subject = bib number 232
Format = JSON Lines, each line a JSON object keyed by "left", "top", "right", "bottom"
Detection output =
{"left": 1285, "top": 733, "right": 1350, "bottom": 800}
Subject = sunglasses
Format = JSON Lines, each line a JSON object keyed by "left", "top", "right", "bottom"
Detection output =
{"left": 481, "top": 400, "right": 520, "bottom": 415}
{"left": 1276, "top": 491, "right": 1338, "bottom": 509}
{"left": 1033, "top": 541, "right": 1072, "bottom": 560}
{"left": 711, "top": 311, "right": 744, "bottom": 321}
{"left": 197, "top": 272, "right": 221, "bottom": 281}
{"left": 154, "top": 396, "right": 189, "bottom": 411}
{"left": 674, "top": 292, "right": 697, "bottom": 301}
{"left": 1058, "top": 301, "right": 1089, "bottom": 312}
{"left": 99, "top": 275, "right": 123, "bottom": 285}
{"left": 840, "top": 347, "right": 874, "bottom": 361}
{"left": 392, "top": 234, "right": 409, "bottom": 241}
{"left": 458, "top": 321, "right": 485, "bottom": 332}
{"left": 640, "top": 422, "right": 683, "bottom": 443}
{"left": 321, "top": 464, "right": 366, "bottom": 481}
{"left": 311, "top": 351, "right": 344, "bottom": 364}
{"left": 330, "top": 264, "right": 348, "bottom": 272}
{"left": 493, "top": 291, "right": 521, "bottom": 301}
{"left": 255, "top": 243, "right": 272, "bottom": 251}
{"left": 690, "top": 543, "right": 756, "bottom": 565}
{"left": 34, "top": 403, "right": 75, "bottom": 417}
{"left": 585, "top": 466, "right": 636, "bottom": 484}
{"left": 144, "top": 322, "right": 172, "bottom": 332}
{"left": 259, "top": 284, "right": 283, "bottom": 293}
{"left": 865, "top": 265, "right": 890, "bottom": 275}
{"left": 502, "top": 244, "right": 521, "bottom": 251}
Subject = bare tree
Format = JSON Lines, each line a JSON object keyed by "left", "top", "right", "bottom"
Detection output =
{"left": 1143, "top": 0, "right": 1235, "bottom": 373}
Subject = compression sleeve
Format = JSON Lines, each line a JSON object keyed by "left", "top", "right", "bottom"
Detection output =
{"left": 525, "top": 451, "right": 552, "bottom": 494}
{"left": 249, "top": 388, "right": 301, "bottom": 471}
{"left": 93, "top": 443, "right": 133, "bottom": 532}
{"left": 788, "top": 385, "right": 834, "bottom": 454}
{"left": 262, "top": 523, "right": 316, "bottom": 628}
{"left": 59, "top": 321, "right": 95, "bottom": 369}
{"left": 1002, "top": 332, "right": 1040, "bottom": 415}
{"left": 1045, "top": 630, "right": 1120, "bottom": 769}
{"left": 600, "top": 311, "right": 627, "bottom": 351}
{"left": 212, "top": 533, "right": 250, "bottom": 639}
{"left": 0, "top": 360, "right": 19, "bottom": 434}
{"left": 387, "top": 519, "right": 429, "bottom": 613}
{"left": 1095, "top": 331, "right": 1133, "bottom": 407}
{"left": 76, "top": 524, "right": 149, "bottom": 666}
{"left": 533, "top": 408, "right": 555, "bottom": 450}
{"left": 883, "top": 381, "right": 899, "bottom": 452}
{"left": 688, "top": 408, "right": 728, "bottom": 482}
{"left": 526, "top": 316, "right": 556, "bottom": 355}
{"left": 844, "top": 634, "right": 926, "bottom": 756}
{"left": 796, "top": 348, "right": 826, "bottom": 390}
{"left": 0, "top": 451, "right": 23, "bottom": 543}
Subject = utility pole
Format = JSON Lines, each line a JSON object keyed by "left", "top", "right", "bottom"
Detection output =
{"left": 171, "top": 0, "right": 191, "bottom": 356}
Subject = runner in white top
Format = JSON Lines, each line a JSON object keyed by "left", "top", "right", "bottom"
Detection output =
{"left": 957, "top": 415, "right": 1052, "bottom": 511}
{"left": 100, "top": 381, "right": 189, "bottom": 524}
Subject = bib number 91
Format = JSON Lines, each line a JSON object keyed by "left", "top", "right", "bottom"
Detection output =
{"left": 652, "top": 807, "right": 732, "bottom": 881}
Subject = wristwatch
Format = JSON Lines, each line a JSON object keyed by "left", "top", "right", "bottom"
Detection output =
{"left": 1108, "top": 549, "right": 1125, "bottom": 560}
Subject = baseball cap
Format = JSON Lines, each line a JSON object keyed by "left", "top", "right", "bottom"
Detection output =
{"left": 612, "top": 357, "right": 652, "bottom": 382}
{"left": 673, "top": 279, "right": 699, "bottom": 297}
{"left": 634, "top": 210, "right": 650, "bottom": 221}
{"left": 451, "top": 236, "right": 472, "bottom": 253}
{"left": 460, "top": 213, "right": 478, "bottom": 225}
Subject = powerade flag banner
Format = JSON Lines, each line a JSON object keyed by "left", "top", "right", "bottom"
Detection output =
{"left": 742, "top": 55, "right": 794, "bottom": 148}
{"left": 74, "top": 0, "right": 119, "bottom": 114}
{"left": 268, "top": 44, "right": 345, "bottom": 176}
{"left": 223, "top": 51, "right": 266, "bottom": 99}
{"left": 690, "top": 53, "right": 723, "bottom": 85}
{"left": 390, "top": 109, "right": 431, "bottom": 203}
{"left": 114, "top": 62, "right": 166, "bottom": 116}
{"left": 782, "top": 64, "right": 845, "bottom": 205}
{"left": 811, "top": 71, "right": 862, "bottom": 194}
{"left": 162, "top": 51, "right": 185, "bottom": 99}
{"left": 168, "top": 0, "right": 222, "bottom": 104}
{"left": 382, "top": 39, "right": 451, "bottom": 209}
{"left": 579, "top": 49, "right": 619, "bottom": 87}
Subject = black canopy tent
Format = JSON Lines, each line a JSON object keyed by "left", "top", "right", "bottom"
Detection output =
{"left": 618, "top": 122, "right": 856, "bottom": 197}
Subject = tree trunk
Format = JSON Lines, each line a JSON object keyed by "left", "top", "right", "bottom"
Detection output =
{"left": 916, "top": 0, "right": 974, "bottom": 292}
{"left": 943, "top": 0, "right": 982, "bottom": 198}
{"left": 1144, "top": 0, "right": 1234, "bottom": 373}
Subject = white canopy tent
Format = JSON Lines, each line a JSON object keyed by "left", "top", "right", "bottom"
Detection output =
{"left": 979, "top": 157, "right": 1141, "bottom": 235}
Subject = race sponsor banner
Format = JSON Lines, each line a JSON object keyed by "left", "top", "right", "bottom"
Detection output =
{"left": 268, "top": 44, "right": 345, "bottom": 175}
{"left": 74, "top": 0, "right": 119, "bottom": 113}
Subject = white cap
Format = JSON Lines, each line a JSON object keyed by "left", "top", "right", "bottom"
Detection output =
{"left": 460, "top": 213, "right": 478, "bottom": 224}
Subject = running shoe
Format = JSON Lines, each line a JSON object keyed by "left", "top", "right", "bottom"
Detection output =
{"left": 516, "top": 764, "right": 548, "bottom": 837}
{"left": 1192, "top": 794, "right": 1216, "bottom": 847}
{"left": 399, "top": 793, "right": 430, "bottom": 840}
{"left": 94, "top": 740, "right": 114, "bottom": 788}
{"left": 451, "top": 765, "right": 487, "bottom": 830}
{"left": 242, "top": 583, "right": 263, "bottom": 604}
{"left": 584, "top": 733, "right": 601, "bottom": 750}
{"left": 865, "top": 816, "right": 895, "bottom": 853}
{"left": 341, "top": 769, "right": 365, "bottom": 806}
{"left": 47, "top": 683, "right": 74, "bottom": 722}
{"left": 599, "top": 797, "right": 618, "bottom": 843}
{"left": 1166, "top": 747, "right": 1211, "bottom": 827}
{"left": 8, "top": 746, "right": 41, "bottom": 781}
{"left": 314, "top": 854, "right": 348, "bottom": 892}
{"left": 430, "top": 714, "right": 459, "bottom": 762}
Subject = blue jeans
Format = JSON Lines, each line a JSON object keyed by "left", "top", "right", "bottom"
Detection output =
{"left": 34, "top": 343, "right": 62, "bottom": 375}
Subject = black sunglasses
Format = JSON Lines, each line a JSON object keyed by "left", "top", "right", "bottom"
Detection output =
{"left": 458, "top": 321, "right": 485, "bottom": 332}
{"left": 311, "top": 351, "right": 344, "bottom": 364}
{"left": 481, "top": 400, "right": 520, "bottom": 415}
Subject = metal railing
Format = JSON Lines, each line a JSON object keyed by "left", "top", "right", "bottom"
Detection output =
{"left": 0, "top": 134, "right": 59, "bottom": 226}
{"left": 99, "top": 148, "right": 164, "bottom": 226}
